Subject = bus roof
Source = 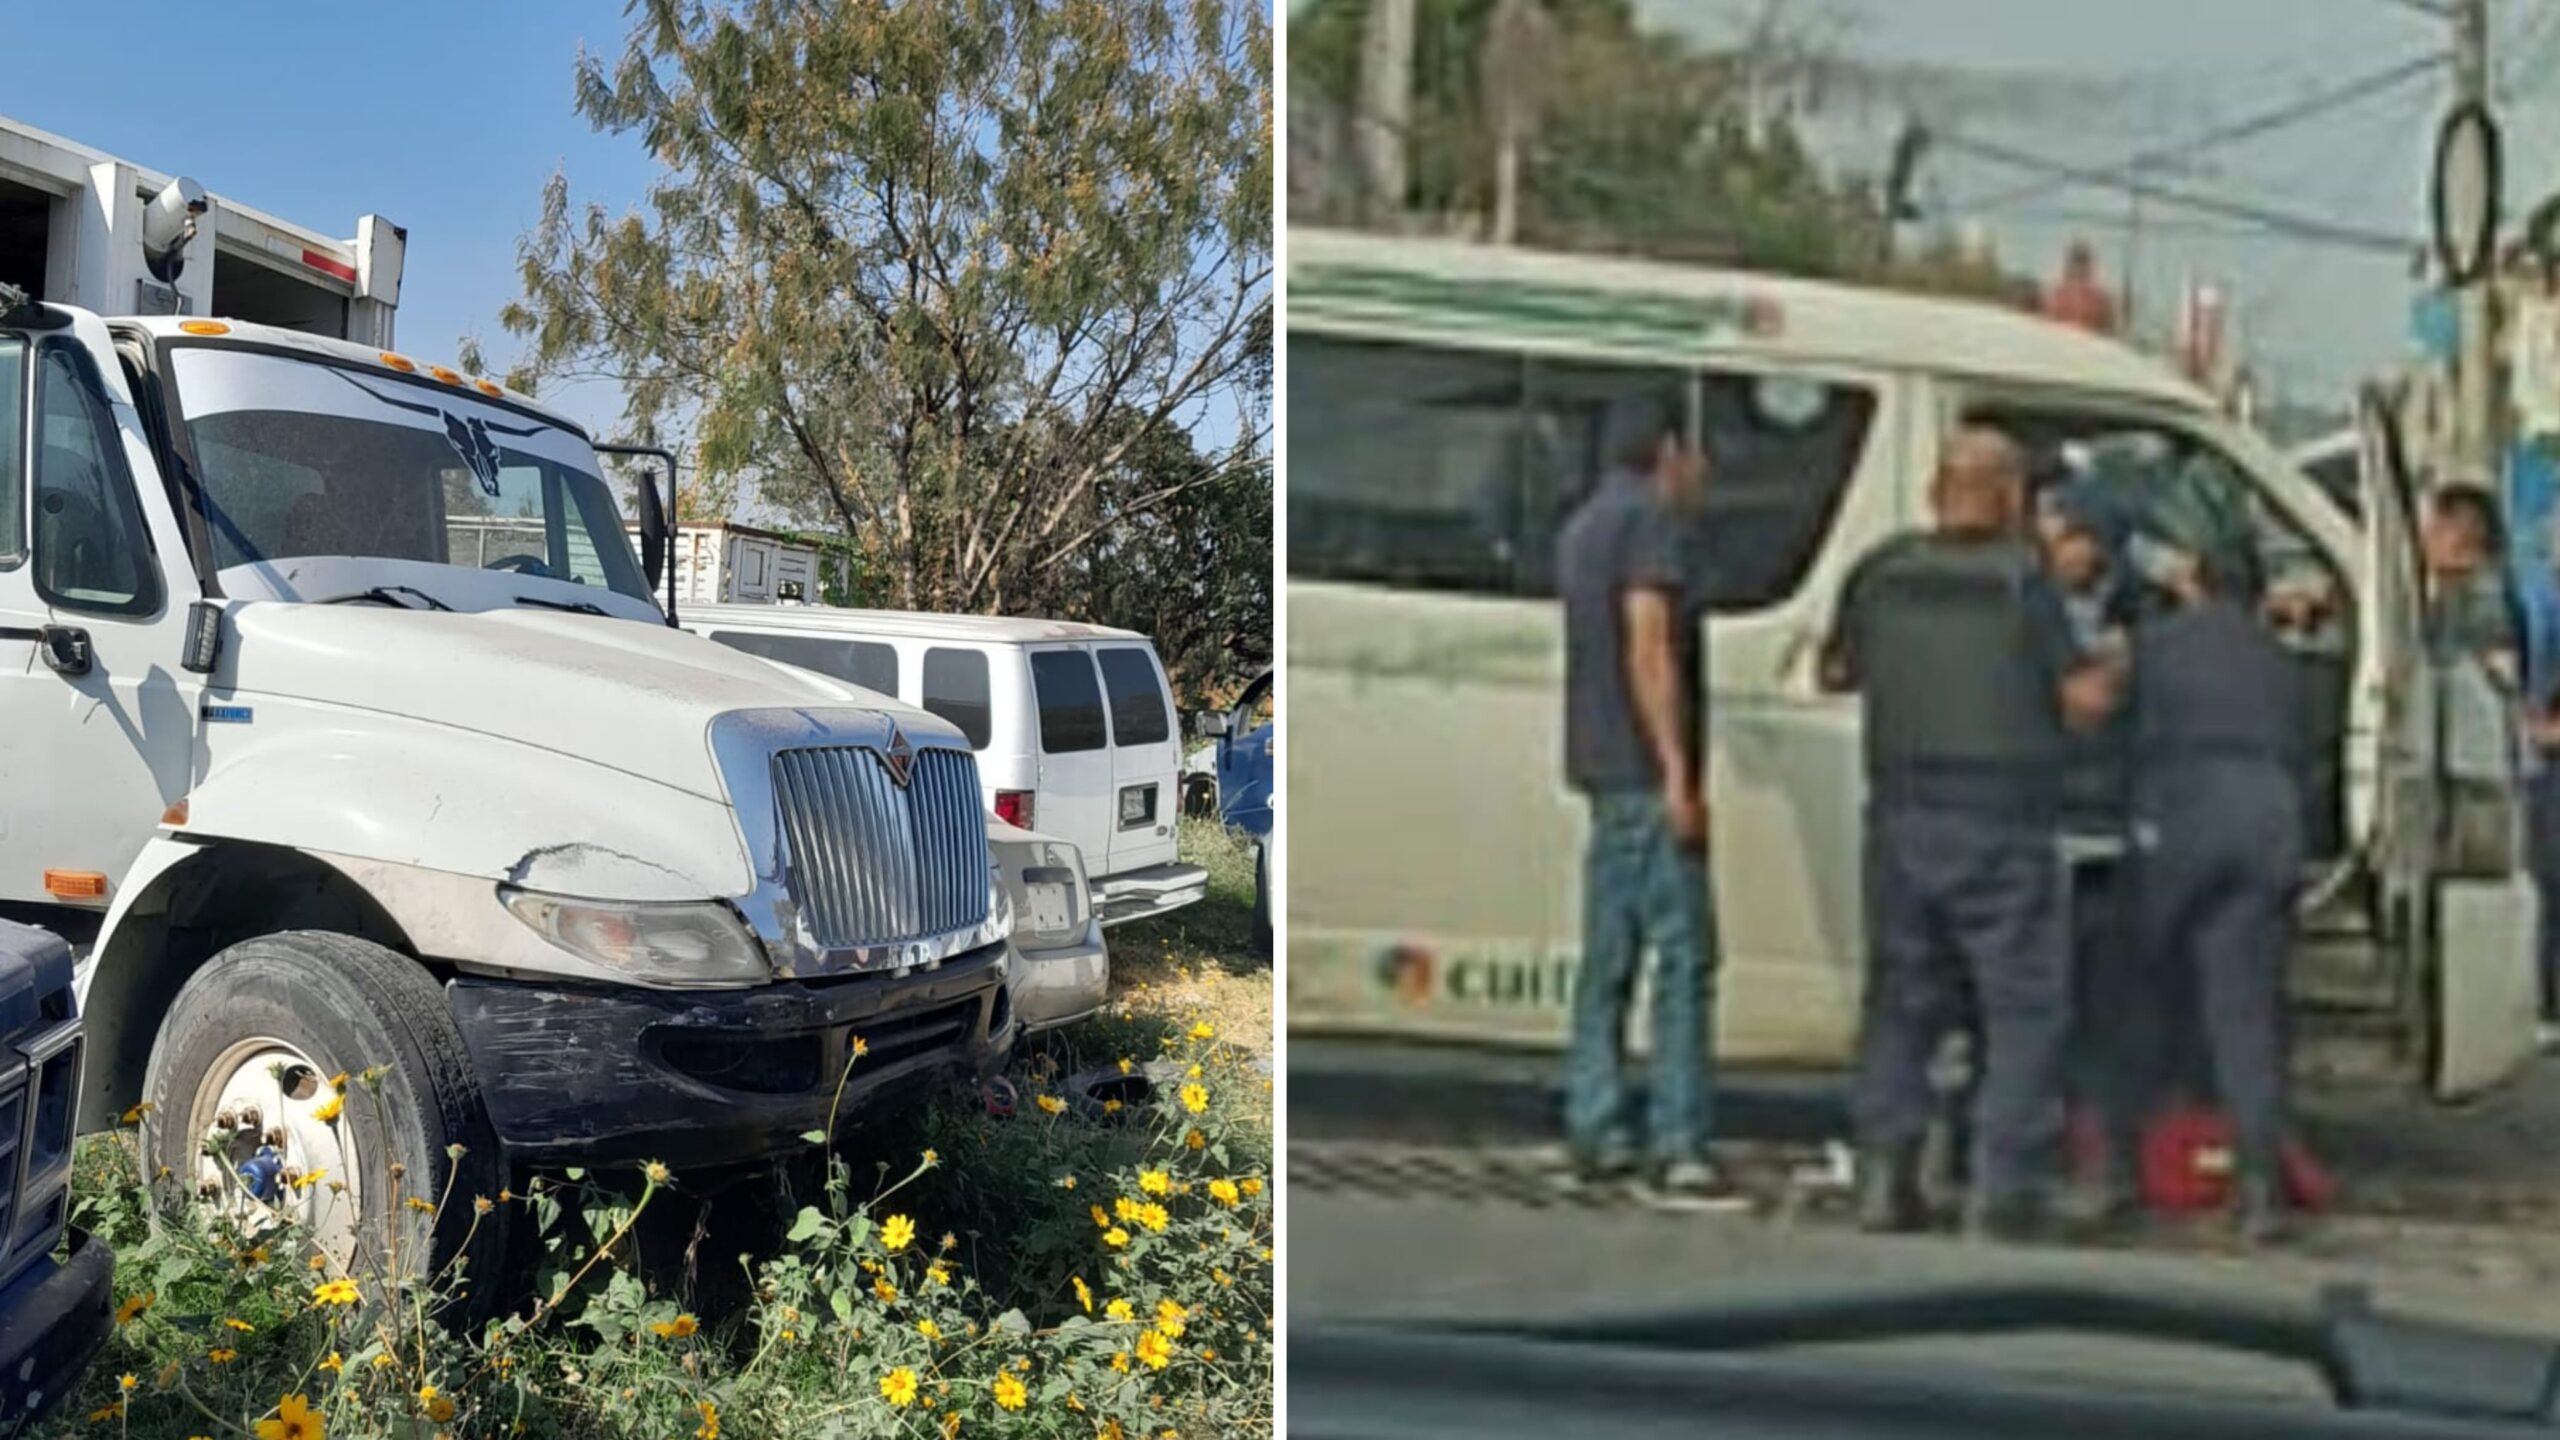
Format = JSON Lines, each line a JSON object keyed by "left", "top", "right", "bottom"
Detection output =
{"left": 1289, "top": 227, "right": 2215, "bottom": 411}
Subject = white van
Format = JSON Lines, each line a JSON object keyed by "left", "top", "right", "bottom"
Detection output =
{"left": 1285, "top": 227, "right": 2539, "bottom": 1100}
{"left": 681, "top": 606, "right": 1209, "bottom": 927}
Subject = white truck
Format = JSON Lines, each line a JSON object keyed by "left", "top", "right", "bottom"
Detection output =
{"left": 1, "top": 289, "right": 1022, "bottom": 1273}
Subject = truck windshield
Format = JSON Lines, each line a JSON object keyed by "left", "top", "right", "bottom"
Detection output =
{"left": 167, "top": 346, "right": 651, "bottom": 601}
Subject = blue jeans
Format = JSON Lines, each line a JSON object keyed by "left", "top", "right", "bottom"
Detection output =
{"left": 1564, "top": 791, "right": 1719, "bottom": 1168}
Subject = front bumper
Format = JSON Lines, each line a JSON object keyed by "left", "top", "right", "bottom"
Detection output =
{"left": 1095, "top": 862, "right": 1210, "bottom": 928}
{"left": 1014, "top": 920, "right": 1110, "bottom": 1033}
{"left": 448, "top": 942, "right": 1010, "bottom": 1170}
{"left": 0, "top": 1226, "right": 113, "bottom": 1424}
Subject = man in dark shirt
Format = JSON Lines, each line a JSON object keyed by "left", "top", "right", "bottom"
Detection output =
{"left": 1823, "top": 427, "right": 2114, "bottom": 1238}
{"left": 1554, "top": 399, "right": 1737, "bottom": 1210}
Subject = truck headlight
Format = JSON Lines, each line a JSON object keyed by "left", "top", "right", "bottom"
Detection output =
{"left": 499, "top": 886, "right": 770, "bottom": 985}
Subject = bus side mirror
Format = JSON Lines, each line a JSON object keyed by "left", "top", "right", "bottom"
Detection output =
{"left": 633, "top": 469, "right": 668, "bottom": 590}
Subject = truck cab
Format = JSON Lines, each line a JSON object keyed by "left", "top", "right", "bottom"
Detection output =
{"left": 1, "top": 294, "right": 1013, "bottom": 1273}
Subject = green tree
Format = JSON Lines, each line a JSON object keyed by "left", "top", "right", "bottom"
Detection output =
{"left": 500, "top": 0, "right": 1271, "bottom": 615}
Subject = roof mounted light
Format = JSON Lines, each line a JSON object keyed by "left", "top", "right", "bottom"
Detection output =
{"left": 378, "top": 353, "right": 415, "bottom": 372}
{"left": 178, "top": 320, "right": 230, "bottom": 336}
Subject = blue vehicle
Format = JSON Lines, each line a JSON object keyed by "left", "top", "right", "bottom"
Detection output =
{"left": 0, "top": 919, "right": 112, "bottom": 1424}
{"left": 1196, "top": 668, "right": 1274, "bottom": 838}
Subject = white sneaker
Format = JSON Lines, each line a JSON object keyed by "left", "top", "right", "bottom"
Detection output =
{"left": 1644, "top": 1159, "right": 1752, "bottom": 1214}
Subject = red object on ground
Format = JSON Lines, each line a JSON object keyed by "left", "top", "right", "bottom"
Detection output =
{"left": 2069, "top": 1103, "right": 2336, "bottom": 1213}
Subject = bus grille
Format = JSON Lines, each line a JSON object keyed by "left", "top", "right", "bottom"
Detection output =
{"left": 770, "top": 745, "right": 989, "bottom": 949}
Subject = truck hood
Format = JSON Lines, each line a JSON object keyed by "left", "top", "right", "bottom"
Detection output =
{"left": 221, "top": 601, "right": 967, "bottom": 802}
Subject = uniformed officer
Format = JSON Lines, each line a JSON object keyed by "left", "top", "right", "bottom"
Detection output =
{"left": 1823, "top": 426, "right": 2115, "bottom": 1237}
{"left": 2126, "top": 536, "right": 2303, "bottom": 1243}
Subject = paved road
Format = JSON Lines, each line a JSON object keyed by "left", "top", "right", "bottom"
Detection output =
{"left": 1289, "top": 1041, "right": 2560, "bottom": 1406}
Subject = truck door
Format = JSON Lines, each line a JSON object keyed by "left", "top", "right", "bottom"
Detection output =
{"left": 1094, "top": 643, "right": 1183, "bottom": 875}
{"left": 1027, "top": 646, "right": 1113, "bottom": 871}
{"left": 0, "top": 318, "right": 203, "bottom": 910}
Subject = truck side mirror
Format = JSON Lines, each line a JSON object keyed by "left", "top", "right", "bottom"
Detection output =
{"left": 633, "top": 468, "right": 668, "bottom": 590}
{"left": 1195, "top": 711, "right": 1233, "bottom": 739}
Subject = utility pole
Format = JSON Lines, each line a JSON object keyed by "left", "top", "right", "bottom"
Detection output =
{"left": 2454, "top": 0, "right": 2497, "bottom": 483}
{"left": 1357, "top": 0, "right": 1415, "bottom": 229}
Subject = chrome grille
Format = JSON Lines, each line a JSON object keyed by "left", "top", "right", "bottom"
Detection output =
{"left": 770, "top": 746, "right": 989, "bottom": 949}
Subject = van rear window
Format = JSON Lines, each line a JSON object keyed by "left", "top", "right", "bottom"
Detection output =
{"left": 922, "top": 648, "right": 993, "bottom": 748}
{"left": 709, "top": 630, "right": 898, "bottom": 695}
{"left": 1096, "top": 648, "right": 1171, "bottom": 745}
{"left": 1030, "top": 651, "right": 1108, "bottom": 754}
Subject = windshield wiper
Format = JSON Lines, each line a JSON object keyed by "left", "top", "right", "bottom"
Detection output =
{"left": 315, "top": 585, "right": 453, "bottom": 613}
{"left": 514, "top": 595, "right": 610, "bottom": 616}
{"left": 1332, "top": 1279, "right": 2560, "bottom": 1425}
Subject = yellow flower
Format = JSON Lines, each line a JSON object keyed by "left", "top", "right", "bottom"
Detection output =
{"left": 328, "top": 1071, "right": 348, "bottom": 1091}
{"left": 259, "top": 1398, "right": 325, "bottom": 1440}
{"left": 1241, "top": 1177, "right": 1263, "bottom": 1196}
{"left": 1136, "top": 1329, "right": 1174, "bottom": 1369}
{"left": 312, "top": 1279, "right": 360, "bottom": 1308}
{"left": 1035, "top": 1094, "right": 1066, "bottom": 1115}
{"left": 403, "top": 1196, "right": 436, "bottom": 1213}
{"left": 221, "top": 1317, "right": 255, "bottom": 1333}
{"left": 881, "top": 1213, "right": 916, "bottom": 1252}
{"left": 1102, "top": 1098, "right": 1123, "bottom": 1114}
{"left": 1116, "top": 1196, "right": 1143, "bottom": 1222}
{"left": 852, "top": 1036, "right": 870, "bottom": 1058}
{"left": 120, "top": 1102, "right": 153, "bottom": 1125}
{"left": 1091, "top": 1204, "right": 1113, "bottom": 1228}
{"left": 118, "top": 1374, "right": 137, "bottom": 1393}
{"left": 420, "top": 1386, "right": 456, "bottom": 1423}
{"left": 291, "top": 1167, "right": 327, "bottom": 1191}
{"left": 940, "top": 1232, "right": 957, "bottom": 1252}
{"left": 1139, "top": 1169, "right": 1171, "bottom": 1196}
{"left": 873, "top": 1276, "right": 898, "bottom": 1304}
{"left": 312, "top": 1093, "right": 345, "bottom": 1124}
{"left": 921, "top": 1147, "right": 939, "bottom": 1168}
{"left": 1156, "top": 1299, "right": 1189, "bottom": 1337}
{"left": 992, "top": 1372, "right": 1028, "bottom": 1411}
{"left": 880, "top": 1367, "right": 920, "bottom": 1407}
{"left": 319, "top": 1353, "right": 343, "bottom": 1373}
{"left": 648, "top": 1314, "right": 699, "bottom": 1339}
{"left": 1117, "top": 1057, "right": 1134, "bottom": 1075}
{"left": 1106, "top": 1298, "right": 1136, "bottom": 1322}
{"left": 926, "top": 1262, "right": 950, "bottom": 1287}
{"left": 474, "top": 1196, "right": 494, "bottom": 1215}
{"left": 695, "top": 1400, "right": 720, "bottom": 1440}
{"left": 114, "top": 1292, "right": 152, "bottom": 1326}
{"left": 941, "top": 1413, "right": 963, "bottom": 1440}
{"left": 1134, "top": 1202, "right": 1170, "bottom": 1233}
{"left": 1103, "top": 1226, "right": 1131, "bottom": 1248}
{"left": 1179, "top": 1083, "right": 1208, "bottom": 1114}
{"left": 372, "top": 1354, "right": 395, "bottom": 1370}
{"left": 1073, "top": 1276, "right": 1095, "bottom": 1312}
{"left": 1109, "top": 1352, "right": 1131, "bottom": 1374}
{"left": 1059, "top": 1173, "right": 1078, "bottom": 1189}
{"left": 1208, "top": 1178, "right": 1241, "bottom": 1207}
{"left": 1185, "top": 1128, "right": 1206, "bottom": 1151}
{"left": 918, "top": 1318, "right": 942, "bottom": 1340}
{"left": 241, "top": 1245, "right": 270, "bottom": 1265}
{"left": 88, "top": 1401, "right": 122, "bottom": 1423}
{"left": 1189, "top": 1021, "right": 1215, "bottom": 1040}
{"left": 646, "top": 1160, "right": 672, "bottom": 1185}
{"left": 1187, "top": 1064, "right": 1203, "bottom": 1079}
{"left": 208, "top": 1348, "right": 238, "bottom": 1364}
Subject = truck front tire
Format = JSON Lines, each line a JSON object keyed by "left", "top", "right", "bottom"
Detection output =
{"left": 142, "top": 931, "right": 511, "bottom": 1299}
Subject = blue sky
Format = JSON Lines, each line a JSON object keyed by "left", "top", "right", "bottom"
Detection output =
{"left": 5, "top": 0, "right": 657, "bottom": 436}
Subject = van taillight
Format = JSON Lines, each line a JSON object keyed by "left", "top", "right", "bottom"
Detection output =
{"left": 994, "top": 791, "right": 1034, "bottom": 829}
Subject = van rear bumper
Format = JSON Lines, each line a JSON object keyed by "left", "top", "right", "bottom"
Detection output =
{"left": 1094, "top": 863, "right": 1209, "bottom": 927}
{"left": 0, "top": 1226, "right": 112, "bottom": 1424}
{"left": 448, "top": 943, "right": 1011, "bottom": 1170}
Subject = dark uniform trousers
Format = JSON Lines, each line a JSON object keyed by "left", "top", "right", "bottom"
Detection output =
{"left": 1855, "top": 802, "right": 2071, "bottom": 1204}
{"left": 2130, "top": 757, "right": 2300, "bottom": 1183}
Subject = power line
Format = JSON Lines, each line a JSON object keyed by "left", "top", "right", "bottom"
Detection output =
{"left": 1935, "top": 131, "right": 2423, "bottom": 256}
{"left": 1954, "top": 52, "right": 2447, "bottom": 213}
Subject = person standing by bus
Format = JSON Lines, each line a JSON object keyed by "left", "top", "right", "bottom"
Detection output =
{"left": 1554, "top": 399, "right": 1741, "bottom": 1210}
{"left": 1823, "top": 427, "right": 2117, "bottom": 1238}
